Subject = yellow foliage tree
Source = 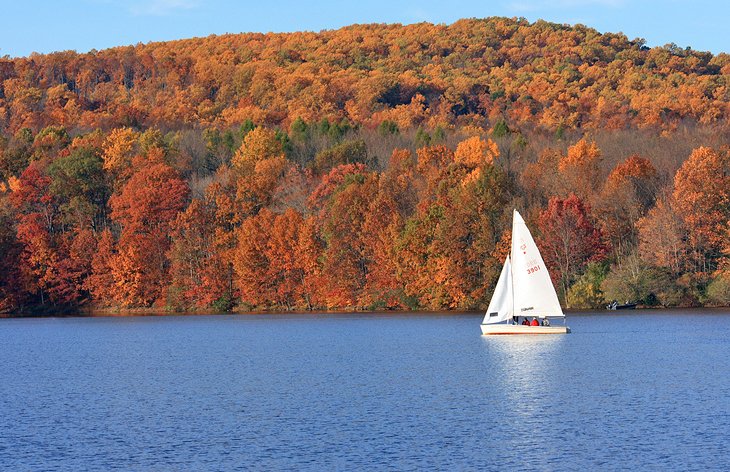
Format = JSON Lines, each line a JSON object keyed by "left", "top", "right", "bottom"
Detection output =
{"left": 231, "top": 127, "right": 284, "bottom": 171}
{"left": 454, "top": 136, "right": 498, "bottom": 168}
{"left": 102, "top": 127, "right": 138, "bottom": 175}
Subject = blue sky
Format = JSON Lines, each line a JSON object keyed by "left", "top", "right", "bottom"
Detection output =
{"left": 2, "top": 0, "right": 728, "bottom": 58}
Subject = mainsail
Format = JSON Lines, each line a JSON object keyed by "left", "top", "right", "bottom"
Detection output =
{"left": 482, "top": 210, "right": 564, "bottom": 326}
{"left": 510, "top": 209, "right": 564, "bottom": 318}
{"left": 482, "top": 256, "right": 513, "bottom": 325}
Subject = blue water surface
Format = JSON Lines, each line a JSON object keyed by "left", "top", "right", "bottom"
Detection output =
{"left": 1, "top": 310, "right": 729, "bottom": 471}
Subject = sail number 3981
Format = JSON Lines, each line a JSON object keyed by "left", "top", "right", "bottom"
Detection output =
{"left": 527, "top": 265, "right": 541, "bottom": 274}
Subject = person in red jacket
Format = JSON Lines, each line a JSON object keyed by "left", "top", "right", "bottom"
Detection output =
{"left": 521, "top": 318, "right": 530, "bottom": 326}
{"left": 530, "top": 317, "right": 539, "bottom": 326}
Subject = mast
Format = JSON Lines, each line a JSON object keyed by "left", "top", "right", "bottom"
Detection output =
{"left": 510, "top": 209, "right": 516, "bottom": 319}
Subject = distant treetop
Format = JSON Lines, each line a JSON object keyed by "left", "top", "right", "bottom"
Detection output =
{"left": 0, "top": 17, "right": 727, "bottom": 135}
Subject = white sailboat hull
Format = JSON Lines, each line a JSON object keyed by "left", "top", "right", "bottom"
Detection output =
{"left": 480, "top": 324, "right": 570, "bottom": 335}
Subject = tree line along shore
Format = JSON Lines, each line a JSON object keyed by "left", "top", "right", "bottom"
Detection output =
{"left": 0, "top": 18, "right": 728, "bottom": 313}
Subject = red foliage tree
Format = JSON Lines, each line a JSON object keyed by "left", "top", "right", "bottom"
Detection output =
{"left": 318, "top": 172, "right": 378, "bottom": 308}
{"left": 86, "top": 229, "right": 116, "bottom": 303}
{"left": 537, "top": 194, "right": 608, "bottom": 304}
{"left": 297, "top": 215, "right": 326, "bottom": 309}
{"left": 108, "top": 159, "right": 189, "bottom": 306}
{"left": 267, "top": 209, "right": 306, "bottom": 309}
{"left": 233, "top": 209, "right": 276, "bottom": 306}
{"left": 168, "top": 198, "right": 218, "bottom": 309}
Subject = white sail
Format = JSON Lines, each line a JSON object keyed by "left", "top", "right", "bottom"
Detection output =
{"left": 482, "top": 256, "right": 513, "bottom": 325}
{"left": 510, "top": 210, "right": 564, "bottom": 318}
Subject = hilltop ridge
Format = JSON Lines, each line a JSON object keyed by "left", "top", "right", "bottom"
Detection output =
{"left": 1, "top": 17, "right": 727, "bottom": 134}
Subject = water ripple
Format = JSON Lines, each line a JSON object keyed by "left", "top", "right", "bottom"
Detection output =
{"left": 0, "top": 311, "right": 729, "bottom": 470}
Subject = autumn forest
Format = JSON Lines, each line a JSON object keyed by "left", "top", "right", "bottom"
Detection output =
{"left": 1, "top": 17, "right": 729, "bottom": 314}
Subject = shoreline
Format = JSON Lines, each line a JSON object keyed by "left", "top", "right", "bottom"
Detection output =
{"left": 0, "top": 306, "right": 476, "bottom": 319}
{"left": 2, "top": 305, "right": 729, "bottom": 319}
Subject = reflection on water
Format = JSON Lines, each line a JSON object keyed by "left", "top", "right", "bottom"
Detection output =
{"left": 482, "top": 335, "right": 566, "bottom": 414}
{"left": 0, "top": 311, "right": 729, "bottom": 470}
{"left": 479, "top": 335, "right": 570, "bottom": 466}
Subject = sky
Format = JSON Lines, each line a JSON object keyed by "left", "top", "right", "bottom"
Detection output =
{"left": 1, "top": 0, "right": 728, "bottom": 58}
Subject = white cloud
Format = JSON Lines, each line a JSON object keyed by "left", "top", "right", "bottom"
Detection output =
{"left": 129, "top": 0, "right": 199, "bottom": 16}
{"left": 404, "top": 7, "right": 431, "bottom": 23}
{"left": 508, "top": 0, "right": 625, "bottom": 13}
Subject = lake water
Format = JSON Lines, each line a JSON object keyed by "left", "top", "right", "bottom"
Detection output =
{"left": 1, "top": 310, "right": 729, "bottom": 471}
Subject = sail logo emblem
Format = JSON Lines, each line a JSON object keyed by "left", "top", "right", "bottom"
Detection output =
{"left": 520, "top": 307, "right": 534, "bottom": 312}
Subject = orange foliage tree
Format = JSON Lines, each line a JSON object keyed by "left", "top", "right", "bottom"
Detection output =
{"left": 597, "top": 154, "right": 658, "bottom": 259}
{"left": 557, "top": 139, "right": 602, "bottom": 203}
{"left": 636, "top": 198, "right": 687, "bottom": 275}
{"left": 671, "top": 146, "right": 730, "bottom": 273}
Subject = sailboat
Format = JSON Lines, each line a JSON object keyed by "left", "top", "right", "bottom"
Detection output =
{"left": 481, "top": 210, "right": 570, "bottom": 335}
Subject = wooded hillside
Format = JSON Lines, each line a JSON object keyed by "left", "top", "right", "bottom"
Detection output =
{"left": 1, "top": 18, "right": 729, "bottom": 313}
